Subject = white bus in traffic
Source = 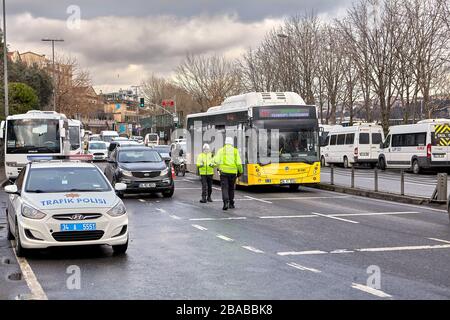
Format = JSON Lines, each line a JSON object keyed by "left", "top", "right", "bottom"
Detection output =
{"left": 100, "top": 130, "right": 119, "bottom": 147}
{"left": 68, "top": 119, "right": 84, "bottom": 155}
{"left": 321, "top": 124, "right": 384, "bottom": 168}
{"left": 144, "top": 133, "right": 160, "bottom": 146}
{"left": 378, "top": 119, "right": 450, "bottom": 174}
{"left": 0, "top": 110, "right": 70, "bottom": 180}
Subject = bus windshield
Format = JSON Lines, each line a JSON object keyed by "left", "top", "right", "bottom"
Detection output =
{"left": 277, "top": 130, "right": 319, "bottom": 164}
{"left": 6, "top": 119, "right": 61, "bottom": 154}
{"left": 69, "top": 126, "right": 80, "bottom": 151}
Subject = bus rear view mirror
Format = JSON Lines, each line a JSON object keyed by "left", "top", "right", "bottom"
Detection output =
{"left": 0, "top": 120, "right": 4, "bottom": 139}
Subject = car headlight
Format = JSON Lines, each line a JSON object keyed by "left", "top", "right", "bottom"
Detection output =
{"left": 119, "top": 169, "right": 133, "bottom": 177}
{"left": 21, "top": 204, "right": 46, "bottom": 220}
{"left": 107, "top": 202, "right": 126, "bottom": 217}
{"left": 160, "top": 168, "right": 169, "bottom": 176}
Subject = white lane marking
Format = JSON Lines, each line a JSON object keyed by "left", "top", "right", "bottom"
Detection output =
{"left": 428, "top": 238, "right": 450, "bottom": 244}
{"left": 260, "top": 196, "right": 351, "bottom": 201}
{"left": 212, "top": 187, "right": 221, "bottom": 191}
{"left": 181, "top": 179, "right": 194, "bottom": 183}
{"left": 138, "top": 199, "right": 146, "bottom": 203}
{"left": 259, "top": 214, "right": 317, "bottom": 219}
{"left": 156, "top": 208, "right": 167, "bottom": 213}
{"left": 11, "top": 241, "right": 48, "bottom": 300}
{"left": 242, "top": 246, "right": 265, "bottom": 254}
{"left": 244, "top": 196, "right": 273, "bottom": 204}
{"left": 169, "top": 215, "right": 181, "bottom": 220}
{"left": 349, "top": 196, "right": 447, "bottom": 214}
{"left": 287, "top": 262, "right": 321, "bottom": 273}
{"left": 189, "top": 217, "right": 247, "bottom": 221}
{"left": 216, "top": 234, "right": 234, "bottom": 242}
{"left": 351, "top": 283, "right": 392, "bottom": 298}
{"left": 330, "top": 249, "right": 355, "bottom": 254}
{"left": 357, "top": 244, "right": 450, "bottom": 253}
{"left": 277, "top": 250, "right": 327, "bottom": 256}
{"left": 191, "top": 224, "right": 208, "bottom": 231}
{"left": 330, "top": 211, "right": 418, "bottom": 217}
{"left": 311, "top": 212, "right": 359, "bottom": 224}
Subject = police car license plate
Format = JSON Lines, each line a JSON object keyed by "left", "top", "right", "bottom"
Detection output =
{"left": 60, "top": 223, "right": 96, "bottom": 232}
{"left": 139, "top": 183, "right": 156, "bottom": 188}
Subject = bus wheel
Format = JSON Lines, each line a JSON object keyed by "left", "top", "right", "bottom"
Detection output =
{"left": 378, "top": 157, "right": 386, "bottom": 171}
{"left": 289, "top": 184, "right": 299, "bottom": 191}
{"left": 343, "top": 157, "right": 351, "bottom": 169}
{"left": 412, "top": 159, "right": 421, "bottom": 174}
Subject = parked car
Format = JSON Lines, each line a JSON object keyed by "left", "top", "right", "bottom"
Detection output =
{"left": 104, "top": 146, "right": 174, "bottom": 197}
{"left": 85, "top": 141, "right": 108, "bottom": 161}
{"left": 379, "top": 119, "right": 450, "bottom": 174}
{"left": 321, "top": 124, "right": 384, "bottom": 168}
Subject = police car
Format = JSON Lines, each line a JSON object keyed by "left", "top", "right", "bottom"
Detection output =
{"left": 4, "top": 156, "right": 129, "bottom": 257}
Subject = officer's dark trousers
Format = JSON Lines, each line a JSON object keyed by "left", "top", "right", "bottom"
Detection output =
{"left": 201, "top": 175, "right": 213, "bottom": 199}
{"left": 220, "top": 173, "right": 237, "bottom": 203}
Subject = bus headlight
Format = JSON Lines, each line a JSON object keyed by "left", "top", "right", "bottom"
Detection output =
{"left": 22, "top": 204, "right": 46, "bottom": 220}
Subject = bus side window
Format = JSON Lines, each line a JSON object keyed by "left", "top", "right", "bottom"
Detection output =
{"left": 345, "top": 133, "right": 355, "bottom": 145}
{"left": 330, "top": 135, "right": 337, "bottom": 146}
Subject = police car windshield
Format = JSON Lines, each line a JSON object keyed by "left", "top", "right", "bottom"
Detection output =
{"left": 118, "top": 150, "right": 162, "bottom": 163}
{"left": 26, "top": 167, "right": 111, "bottom": 193}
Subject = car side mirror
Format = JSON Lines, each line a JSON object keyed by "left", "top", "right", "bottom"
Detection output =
{"left": 114, "top": 183, "right": 127, "bottom": 191}
{"left": 107, "top": 158, "right": 115, "bottom": 163}
{"left": 380, "top": 143, "right": 384, "bottom": 149}
{"left": 4, "top": 185, "right": 19, "bottom": 194}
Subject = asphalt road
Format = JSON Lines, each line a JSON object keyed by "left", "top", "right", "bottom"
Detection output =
{"left": 1, "top": 163, "right": 450, "bottom": 300}
{"left": 321, "top": 166, "right": 450, "bottom": 199}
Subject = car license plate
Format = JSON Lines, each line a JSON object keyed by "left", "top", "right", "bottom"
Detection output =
{"left": 434, "top": 154, "right": 445, "bottom": 158}
{"left": 139, "top": 183, "right": 156, "bottom": 188}
{"left": 60, "top": 223, "right": 96, "bottom": 232}
{"left": 360, "top": 152, "right": 369, "bottom": 156}
{"left": 280, "top": 179, "right": 296, "bottom": 184}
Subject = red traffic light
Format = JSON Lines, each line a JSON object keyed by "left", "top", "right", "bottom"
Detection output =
{"left": 169, "top": 100, "right": 174, "bottom": 106}
{"left": 161, "top": 100, "right": 167, "bottom": 106}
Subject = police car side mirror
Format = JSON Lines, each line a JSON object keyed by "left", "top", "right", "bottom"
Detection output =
{"left": 4, "top": 185, "right": 19, "bottom": 195}
{"left": 114, "top": 183, "right": 127, "bottom": 191}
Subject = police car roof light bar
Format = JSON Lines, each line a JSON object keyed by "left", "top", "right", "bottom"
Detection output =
{"left": 27, "top": 155, "right": 94, "bottom": 163}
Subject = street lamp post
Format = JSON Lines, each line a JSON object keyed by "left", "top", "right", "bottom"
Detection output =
{"left": 41, "top": 38, "right": 64, "bottom": 111}
{"left": 2, "top": 0, "right": 8, "bottom": 117}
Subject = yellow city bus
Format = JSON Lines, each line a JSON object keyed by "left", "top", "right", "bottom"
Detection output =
{"left": 186, "top": 92, "right": 320, "bottom": 190}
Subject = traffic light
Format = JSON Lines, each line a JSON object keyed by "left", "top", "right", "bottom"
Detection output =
{"left": 139, "top": 97, "right": 145, "bottom": 108}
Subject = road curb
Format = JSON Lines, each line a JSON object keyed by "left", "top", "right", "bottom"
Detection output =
{"left": 313, "top": 183, "right": 447, "bottom": 208}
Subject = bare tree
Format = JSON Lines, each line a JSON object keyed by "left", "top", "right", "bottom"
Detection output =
{"left": 175, "top": 53, "right": 241, "bottom": 111}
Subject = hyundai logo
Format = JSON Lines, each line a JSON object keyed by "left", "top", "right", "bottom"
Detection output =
{"left": 70, "top": 214, "right": 85, "bottom": 220}
{"left": 144, "top": 173, "right": 150, "bottom": 177}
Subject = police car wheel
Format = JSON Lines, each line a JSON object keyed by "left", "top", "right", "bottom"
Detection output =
{"left": 112, "top": 238, "right": 128, "bottom": 255}
{"left": 6, "top": 212, "right": 14, "bottom": 241}
{"left": 15, "top": 221, "right": 28, "bottom": 258}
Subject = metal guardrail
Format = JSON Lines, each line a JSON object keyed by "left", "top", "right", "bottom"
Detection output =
{"left": 327, "top": 165, "right": 448, "bottom": 202}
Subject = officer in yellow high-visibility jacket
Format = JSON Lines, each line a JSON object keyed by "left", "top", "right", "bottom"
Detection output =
{"left": 196, "top": 144, "right": 215, "bottom": 203}
{"left": 213, "top": 137, "right": 243, "bottom": 210}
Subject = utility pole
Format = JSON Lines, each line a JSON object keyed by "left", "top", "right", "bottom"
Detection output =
{"left": 2, "top": 0, "right": 8, "bottom": 117}
{"left": 131, "top": 85, "right": 141, "bottom": 136}
{"left": 41, "top": 38, "right": 64, "bottom": 111}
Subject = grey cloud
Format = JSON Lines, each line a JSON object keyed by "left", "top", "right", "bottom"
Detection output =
{"left": 8, "top": 0, "right": 353, "bottom": 21}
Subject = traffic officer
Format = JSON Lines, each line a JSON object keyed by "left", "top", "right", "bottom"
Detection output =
{"left": 213, "top": 137, "right": 243, "bottom": 210}
{"left": 196, "top": 143, "right": 215, "bottom": 203}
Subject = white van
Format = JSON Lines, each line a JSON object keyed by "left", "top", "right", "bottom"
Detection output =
{"left": 144, "top": 133, "right": 160, "bottom": 146}
{"left": 321, "top": 124, "right": 384, "bottom": 168}
{"left": 379, "top": 119, "right": 450, "bottom": 174}
{"left": 100, "top": 130, "right": 119, "bottom": 147}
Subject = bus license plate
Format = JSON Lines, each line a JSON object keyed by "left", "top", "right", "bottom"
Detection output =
{"left": 60, "top": 223, "right": 96, "bottom": 232}
{"left": 140, "top": 183, "right": 156, "bottom": 188}
{"left": 281, "top": 179, "right": 296, "bottom": 184}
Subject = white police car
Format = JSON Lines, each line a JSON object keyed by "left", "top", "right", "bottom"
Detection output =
{"left": 4, "top": 156, "right": 129, "bottom": 257}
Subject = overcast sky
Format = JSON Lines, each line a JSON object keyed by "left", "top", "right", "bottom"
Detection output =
{"left": 6, "top": 0, "right": 354, "bottom": 93}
